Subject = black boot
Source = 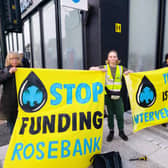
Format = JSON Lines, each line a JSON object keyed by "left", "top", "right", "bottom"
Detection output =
{"left": 106, "top": 130, "right": 114, "bottom": 142}
{"left": 162, "top": 123, "right": 167, "bottom": 127}
{"left": 119, "top": 130, "right": 128, "bottom": 141}
{"left": 104, "top": 113, "right": 108, "bottom": 118}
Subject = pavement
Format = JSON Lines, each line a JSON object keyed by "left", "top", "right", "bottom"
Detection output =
{"left": 1, "top": 112, "right": 168, "bottom": 168}
{"left": 0, "top": 120, "right": 10, "bottom": 168}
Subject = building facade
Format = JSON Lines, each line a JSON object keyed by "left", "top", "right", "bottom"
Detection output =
{"left": 1, "top": 0, "right": 168, "bottom": 110}
{"left": 2, "top": 0, "right": 168, "bottom": 71}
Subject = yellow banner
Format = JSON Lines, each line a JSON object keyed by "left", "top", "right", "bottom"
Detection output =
{"left": 4, "top": 68, "right": 105, "bottom": 168}
{"left": 124, "top": 67, "right": 168, "bottom": 132}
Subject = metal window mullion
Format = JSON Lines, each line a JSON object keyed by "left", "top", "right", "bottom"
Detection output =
{"left": 16, "top": 33, "right": 19, "bottom": 51}
{"left": 11, "top": 33, "right": 14, "bottom": 51}
{"left": 29, "top": 18, "right": 34, "bottom": 67}
{"left": 55, "top": 0, "right": 62, "bottom": 68}
{"left": 22, "top": 30, "right": 26, "bottom": 54}
{"left": 81, "top": 10, "right": 88, "bottom": 69}
{"left": 39, "top": 8, "right": 45, "bottom": 68}
{"left": 156, "top": 0, "right": 166, "bottom": 68}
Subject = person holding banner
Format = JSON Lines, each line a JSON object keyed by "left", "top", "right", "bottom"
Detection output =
{"left": 90, "top": 50, "right": 132, "bottom": 142}
{"left": 162, "top": 54, "right": 168, "bottom": 68}
{"left": 0, "top": 52, "right": 22, "bottom": 134}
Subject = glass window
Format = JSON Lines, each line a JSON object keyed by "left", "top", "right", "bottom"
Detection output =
{"left": 60, "top": 6, "right": 83, "bottom": 69}
{"left": 128, "top": 0, "right": 158, "bottom": 71}
{"left": 23, "top": 20, "right": 32, "bottom": 66}
{"left": 18, "top": 33, "right": 23, "bottom": 52}
{"left": 13, "top": 33, "right": 17, "bottom": 51}
{"left": 163, "top": 2, "right": 168, "bottom": 62}
{"left": 6, "top": 35, "right": 9, "bottom": 53}
{"left": 42, "top": 1, "right": 57, "bottom": 68}
{"left": 9, "top": 33, "right": 13, "bottom": 51}
{"left": 31, "top": 12, "right": 42, "bottom": 68}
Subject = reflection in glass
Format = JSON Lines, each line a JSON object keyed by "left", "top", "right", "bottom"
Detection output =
{"left": 32, "top": 12, "right": 42, "bottom": 68}
{"left": 18, "top": 33, "right": 23, "bottom": 52}
{"left": 6, "top": 35, "right": 9, "bottom": 53}
{"left": 60, "top": 7, "right": 83, "bottom": 69}
{"left": 42, "top": 1, "right": 57, "bottom": 68}
{"left": 13, "top": 33, "right": 17, "bottom": 51}
{"left": 128, "top": 0, "right": 158, "bottom": 71}
{"left": 9, "top": 33, "right": 13, "bottom": 51}
{"left": 23, "top": 20, "right": 32, "bottom": 66}
{"left": 163, "top": 1, "right": 168, "bottom": 61}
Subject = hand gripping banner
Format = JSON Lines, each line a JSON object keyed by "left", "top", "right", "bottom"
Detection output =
{"left": 124, "top": 67, "right": 168, "bottom": 132}
{"left": 4, "top": 68, "right": 105, "bottom": 168}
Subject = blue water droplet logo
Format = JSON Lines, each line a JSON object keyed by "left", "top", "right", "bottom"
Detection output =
{"left": 136, "top": 76, "right": 156, "bottom": 108}
{"left": 22, "top": 85, "right": 43, "bottom": 107}
{"left": 72, "top": 0, "right": 80, "bottom": 3}
{"left": 19, "top": 72, "right": 47, "bottom": 112}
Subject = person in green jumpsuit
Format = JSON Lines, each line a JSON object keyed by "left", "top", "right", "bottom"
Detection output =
{"left": 90, "top": 50, "right": 132, "bottom": 142}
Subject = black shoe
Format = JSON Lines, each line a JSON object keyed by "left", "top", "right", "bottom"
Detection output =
{"left": 104, "top": 113, "right": 108, "bottom": 118}
{"left": 106, "top": 130, "right": 114, "bottom": 142}
{"left": 119, "top": 130, "right": 128, "bottom": 141}
{"left": 162, "top": 123, "right": 167, "bottom": 127}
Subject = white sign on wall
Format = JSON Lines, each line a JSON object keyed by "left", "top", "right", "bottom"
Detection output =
{"left": 61, "top": 0, "right": 88, "bottom": 11}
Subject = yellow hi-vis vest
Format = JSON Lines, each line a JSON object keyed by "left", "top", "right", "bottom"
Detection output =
{"left": 104, "top": 64, "right": 123, "bottom": 96}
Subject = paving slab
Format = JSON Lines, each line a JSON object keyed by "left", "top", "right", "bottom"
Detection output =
{"left": 0, "top": 145, "right": 8, "bottom": 160}
{"left": 0, "top": 145, "right": 8, "bottom": 168}
{"left": 0, "top": 122, "right": 10, "bottom": 147}
{"left": 102, "top": 115, "right": 165, "bottom": 168}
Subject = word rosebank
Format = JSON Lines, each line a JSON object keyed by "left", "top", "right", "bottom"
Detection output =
{"left": 4, "top": 69, "right": 105, "bottom": 168}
